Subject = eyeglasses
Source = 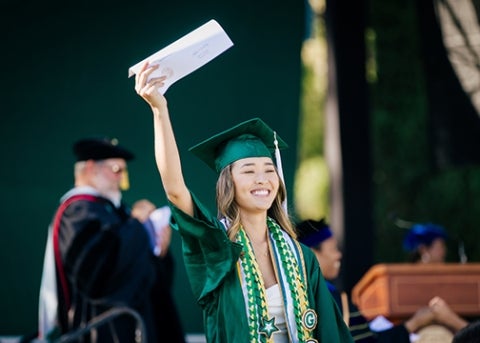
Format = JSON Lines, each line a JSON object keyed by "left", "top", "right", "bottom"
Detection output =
{"left": 99, "top": 162, "right": 127, "bottom": 175}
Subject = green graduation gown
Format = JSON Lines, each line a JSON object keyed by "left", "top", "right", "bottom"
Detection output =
{"left": 169, "top": 192, "right": 353, "bottom": 343}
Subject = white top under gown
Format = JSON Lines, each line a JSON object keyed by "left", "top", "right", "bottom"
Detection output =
{"left": 266, "top": 283, "right": 288, "bottom": 343}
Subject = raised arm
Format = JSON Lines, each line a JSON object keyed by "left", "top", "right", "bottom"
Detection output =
{"left": 135, "top": 62, "right": 193, "bottom": 216}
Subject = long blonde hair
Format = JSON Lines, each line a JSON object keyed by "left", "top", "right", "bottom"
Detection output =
{"left": 216, "top": 164, "right": 297, "bottom": 241}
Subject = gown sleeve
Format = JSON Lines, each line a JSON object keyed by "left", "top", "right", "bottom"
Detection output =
{"left": 168, "top": 191, "right": 243, "bottom": 306}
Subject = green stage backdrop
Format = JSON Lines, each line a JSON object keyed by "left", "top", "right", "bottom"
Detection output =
{"left": 0, "top": 0, "right": 304, "bottom": 336}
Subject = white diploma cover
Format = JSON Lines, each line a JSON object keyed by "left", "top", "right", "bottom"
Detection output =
{"left": 128, "top": 19, "right": 234, "bottom": 94}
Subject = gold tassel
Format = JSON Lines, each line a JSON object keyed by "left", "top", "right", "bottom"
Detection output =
{"left": 120, "top": 169, "right": 130, "bottom": 190}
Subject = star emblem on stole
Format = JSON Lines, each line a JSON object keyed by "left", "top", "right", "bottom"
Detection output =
{"left": 259, "top": 317, "right": 279, "bottom": 338}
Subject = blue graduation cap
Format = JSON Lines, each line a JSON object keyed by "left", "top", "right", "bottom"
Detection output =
{"left": 403, "top": 223, "right": 448, "bottom": 252}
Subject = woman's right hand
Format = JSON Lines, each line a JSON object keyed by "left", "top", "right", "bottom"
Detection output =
{"left": 135, "top": 62, "right": 168, "bottom": 110}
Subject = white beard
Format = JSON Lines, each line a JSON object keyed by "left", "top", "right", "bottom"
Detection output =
{"left": 91, "top": 174, "right": 122, "bottom": 207}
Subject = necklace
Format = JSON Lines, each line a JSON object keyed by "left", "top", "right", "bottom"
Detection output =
{"left": 251, "top": 240, "right": 270, "bottom": 258}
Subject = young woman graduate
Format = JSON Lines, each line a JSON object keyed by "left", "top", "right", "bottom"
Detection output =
{"left": 134, "top": 62, "right": 353, "bottom": 343}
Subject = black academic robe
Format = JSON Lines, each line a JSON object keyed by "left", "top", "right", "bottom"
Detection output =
{"left": 55, "top": 193, "right": 185, "bottom": 343}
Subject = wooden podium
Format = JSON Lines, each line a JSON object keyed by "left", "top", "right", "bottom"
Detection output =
{"left": 351, "top": 263, "right": 480, "bottom": 321}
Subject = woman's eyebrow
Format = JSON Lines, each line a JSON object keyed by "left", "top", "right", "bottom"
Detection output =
{"left": 238, "top": 161, "right": 274, "bottom": 168}
{"left": 238, "top": 162, "right": 255, "bottom": 168}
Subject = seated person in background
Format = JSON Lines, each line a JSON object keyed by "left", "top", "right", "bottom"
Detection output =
{"left": 296, "top": 219, "right": 467, "bottom": 342}
{"left": 402, "top": 223, "right": 470, "bottom": 333}
{"left": 402, "top": 222, "right": 448, "bottom": 263}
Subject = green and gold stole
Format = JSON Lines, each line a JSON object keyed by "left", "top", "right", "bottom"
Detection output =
{"left": 236, "top": 217, "right": 318, "bottom": 343}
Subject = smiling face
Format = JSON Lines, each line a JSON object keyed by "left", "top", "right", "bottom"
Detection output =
{"left": 230, "top": 156, "right": 279, "bottom": 214}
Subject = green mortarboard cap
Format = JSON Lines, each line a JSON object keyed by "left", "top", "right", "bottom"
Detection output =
{"left": 189, "top": 118, "right": 288, "bottom": 173}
